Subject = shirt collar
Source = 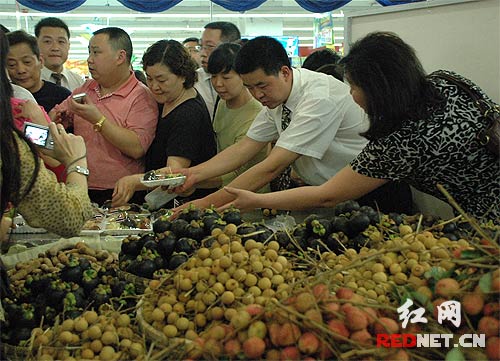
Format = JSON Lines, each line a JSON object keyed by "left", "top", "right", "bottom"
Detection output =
{"left": 282, "top": 67, "right": 301, "bottom": 114}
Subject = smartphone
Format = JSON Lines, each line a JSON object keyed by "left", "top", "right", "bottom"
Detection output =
{"left": 23, "top": 122, "right": 54, "bottom": 149}
{"left": 72, "top": 93, "right": 86, "bottom": 104}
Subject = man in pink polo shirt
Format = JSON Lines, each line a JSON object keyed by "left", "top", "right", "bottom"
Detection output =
{"left": 51, "top": 27, "right": 158, "bottom": 205}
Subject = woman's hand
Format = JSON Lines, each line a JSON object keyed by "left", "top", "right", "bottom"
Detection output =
{"left": 219, "top": 187, "right": 261, "bottom": 213}
{"left": 0, "top": 216, "right": 13, "bottom": 243}
{"left": 42, "top": 123, "right": 87, "bottom": 167}
{"left": 112, "top": 174, "right": 142, "bottom": 207}
{"left": 13, "top": 100, "right": 49, "bottom": 126}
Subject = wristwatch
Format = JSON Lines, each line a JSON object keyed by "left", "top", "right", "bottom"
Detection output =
{"left": 93, "top": 116, "right": 106, "bottom": 132}
{"left": 66, "top": 165, "right": 90, "bottom": 177}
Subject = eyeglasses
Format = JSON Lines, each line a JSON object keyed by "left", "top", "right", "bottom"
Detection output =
{"left": 200, "top": 44, "right": 217, "bottom": 51}
{"left": 185, "top": 45, "right": 201, "bottom": 53}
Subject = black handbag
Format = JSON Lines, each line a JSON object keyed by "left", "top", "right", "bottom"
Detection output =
{"left": 433, "top": 71, "right": 500, "bottom": 157}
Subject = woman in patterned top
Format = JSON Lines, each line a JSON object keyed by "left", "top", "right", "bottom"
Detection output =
{"left": 0, "top": 29, "right": 92, "bottom": 240}
{"left": 222, "top": 32, "right": 499, "bottom": 221}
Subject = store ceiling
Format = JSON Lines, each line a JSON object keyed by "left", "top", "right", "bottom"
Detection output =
{"left": 0, "top": 0, "right": 381, "bottom": 61}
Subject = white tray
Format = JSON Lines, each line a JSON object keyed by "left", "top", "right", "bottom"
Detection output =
{"left": 140, "top": 175, "right": 186, "bottom": 188}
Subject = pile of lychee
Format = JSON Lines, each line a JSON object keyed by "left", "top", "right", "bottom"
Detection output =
{"left": 184, "top": 284, "right": 411, "bottom": 360}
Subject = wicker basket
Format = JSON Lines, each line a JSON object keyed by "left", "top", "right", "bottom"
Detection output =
{"left": 0, "top": 343, "right": 30, "bottom": 361}
{"left": 136, "top": 300, "right": 190, "bottom": 351}
{"left": 116, "top": 267, "right": 151, "bottom": 294}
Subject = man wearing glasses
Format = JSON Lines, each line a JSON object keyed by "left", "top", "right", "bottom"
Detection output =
{"left": 194, "top": 22, "right": 241, "bottom": 120}
{"left": 182, "top": 37, "right": 202, "bottom": 68}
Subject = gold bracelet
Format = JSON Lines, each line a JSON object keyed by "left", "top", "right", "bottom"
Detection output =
{"left": 93, "top": 115, "right": 106, "bottom": 132}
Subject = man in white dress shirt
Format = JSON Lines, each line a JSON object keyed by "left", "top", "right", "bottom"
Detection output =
{"left": 194, "top": 21, "right": 240, "bottom": 120}
{"left": 174, "top": 36, "right": 369, "bottom": 209}
{"left": 35, "top": 17, "right": 84, "bottom": 91}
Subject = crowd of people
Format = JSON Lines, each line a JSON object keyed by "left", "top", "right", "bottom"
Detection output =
{"left": 1, "top": 17, "right": 498, "bottom": 242}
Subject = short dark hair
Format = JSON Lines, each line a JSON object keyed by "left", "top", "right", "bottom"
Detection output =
{"left": 182, "top": 37, "right": 200, "bottom": 45}
{"left": 235, "top": 36, "right": 290, "bottom": 76}
{"left": 341, "top": 31, "right": 443, "bottom": 140}
{"left": 6, "top": 30, "right": 40, "bottom": 58}
{"left": 204, "top": 22, "right": 241, "bottom": 43}
{"left": 302, "top": 48, "right": 341, "bottom": 71}
{"left": 142, "top": 40, "right": 198, "bottom": 89}
{"left": 93, "top": 27, "right": 133, "bottom": 64}
{"left": 34, "top": 17, "right": 70, "bottom": 39}
{"left": 316, "top": 63, "right": 343, "bottom": 82}
{"left": 207, "top": 42, "right": 241, "bottom": 75}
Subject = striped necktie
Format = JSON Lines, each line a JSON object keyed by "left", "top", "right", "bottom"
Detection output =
{"left": 270, "top": 105, "right": 293, "bottom": 191}
{"left": 51, "top": 73, "right": 63, "bottom": 86}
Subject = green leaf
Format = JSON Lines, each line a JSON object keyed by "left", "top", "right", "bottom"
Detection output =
{"left": 445, "top": 348, "right": 466, "bottom": 361}
{"left": 411, "top": 290, "right": 430, "bottom": 307}
{"left": 460, "top": 250, "right": 483, "bottom": 259}
{"left": 479, "top": 272, "right": 492, "bottom": 293}
{"left": 424, "top": 266, "right": 449, "bottom": 281}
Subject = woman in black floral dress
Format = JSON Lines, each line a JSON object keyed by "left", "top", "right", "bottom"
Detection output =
{"left": 222, "top": 32, "right": 499, "bottom": 221}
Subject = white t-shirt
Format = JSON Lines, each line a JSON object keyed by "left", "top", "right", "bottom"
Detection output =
{"left": 11, "top": 83, "right": 36, "bottom": 102}
{"left": 194, "top": 68, "right": 217, "bottom": 120}
{"left": 247, "top": 68, "right": 369, "bottom": 186}
{"left": 41, "top": 66, "right": 85, "bottom": 91}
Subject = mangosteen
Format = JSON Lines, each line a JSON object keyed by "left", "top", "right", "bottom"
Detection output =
{"left": 122, "top": 216, "right": 137, "bottom": 229}
{"left": 303, "top": 214, "right": 320, "bottom": 233}
{"left": 222, "top": 207, "right": 242, "bottom": 225}
{"left": 334, "top": 200, "right": 360, "bottom": 215}
{"left": 143, "top": 239, "right": 159, "bottom": 252}
{"left": 203, "top": 206, "right": 220, "bottom": 218}
{"left": 65, "top": 309, "right": 83, "bottom": 319}
{"left": 254, "top": 224, "right": 273, "bottom": 243}
{"left": 121, "top": 236, "right": 142, "bottom": 257}
{"left": 60, "top": 257, "right": 83, "bottom": 283}
{"left": 25, "top": 274, "right": 51, "bottom": 294}
{"left": 178, "top": 204, "right": 203, "bottom": 222}
{"left": 18, "top": 303, "right": 36, "bottom": 329}
{"left": 111, "top": 280, "right": 127, "bottom": 298}
{"left": 209, "top": 218, "right": 227, "bottom": 232}
{"left": 331, "top": 216, "right": 349, "bottom": 234}
{"left": 136, "top": 259, "right": 156, "bottom": 279}
{"left": 82, "top": 269, "right": 100, "bottom": 295}
{"left": 158, "top": 234, "right": 177, "bottom": 259}
{"left": 64, "top": 288, "right": 85, "bottom": 309}
{"left": 346, "top": 212, "right": 371, "bottom": 237}
{"left": 46, "top": 280, "right": 68, "bottom": 307}
{"left": 171, "top": 219, "right": 189, "bottom": 237}
{"left": 154, "top": 256, "right": 166, "bottom": 270}
{"left": 153, "top": 218, "right": 171, "bottom": 233}
{"left": 176, "top": 237, "right": 197, "bottom": 254}
{"left": 325, "top": 232, "right": 345, "bottom": 253}
{"left": 10, "top": 327, "right": 32, "bottom": 344}
{"left": 443, "top": 233, "right": 459, "bottom": 241}
{"left": 90, "top": 284, "right": 111, "bottom": 307}
{"left": 185, "top": 220, "right": 205, "bottom": 241}
{"left": 126, "top": 260, "right": 140, "bottom": 275}
{"left": 167, "top": 253, "right": 188, "bottom": 270}
{"left": 78, "top": 257, "right": 91, "bottom": 271}
{"left": 311, "top": 219, "right": 332, "bottom": 238}
{"left": 237, "top": 223, "right": 256, "bottom": 236}
{"left": 345, "top": 234, "right": 368, "bottom": 251}
{"left": 273, "top": 230, "right": 291, "bottom": 248}
{"left": 442, "top": 222, "right": 458, "bottom": 234}
{"left": 201, "top": 215, "right": 218, "bottom": 233}
{"left": 360, "top": 205, "right": 380, "bottom": 225}
{"left": 388, "top": 212, "right": 404, "bottom": 226}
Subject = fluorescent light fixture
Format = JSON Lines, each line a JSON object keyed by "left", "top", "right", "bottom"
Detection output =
{"left": 283, "top": 27, "right": 314, "bottom": 31}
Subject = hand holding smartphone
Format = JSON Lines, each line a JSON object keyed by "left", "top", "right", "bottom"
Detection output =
{"left": 72, "top": 93, "right": 86, "bottom": 104}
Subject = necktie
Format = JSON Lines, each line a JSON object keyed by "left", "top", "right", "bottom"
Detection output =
{"left": 52, "top": 73, "right": 63, "bottom": 86}
{"left": 270, "top": 105, "right": 293, "bottom": 191}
